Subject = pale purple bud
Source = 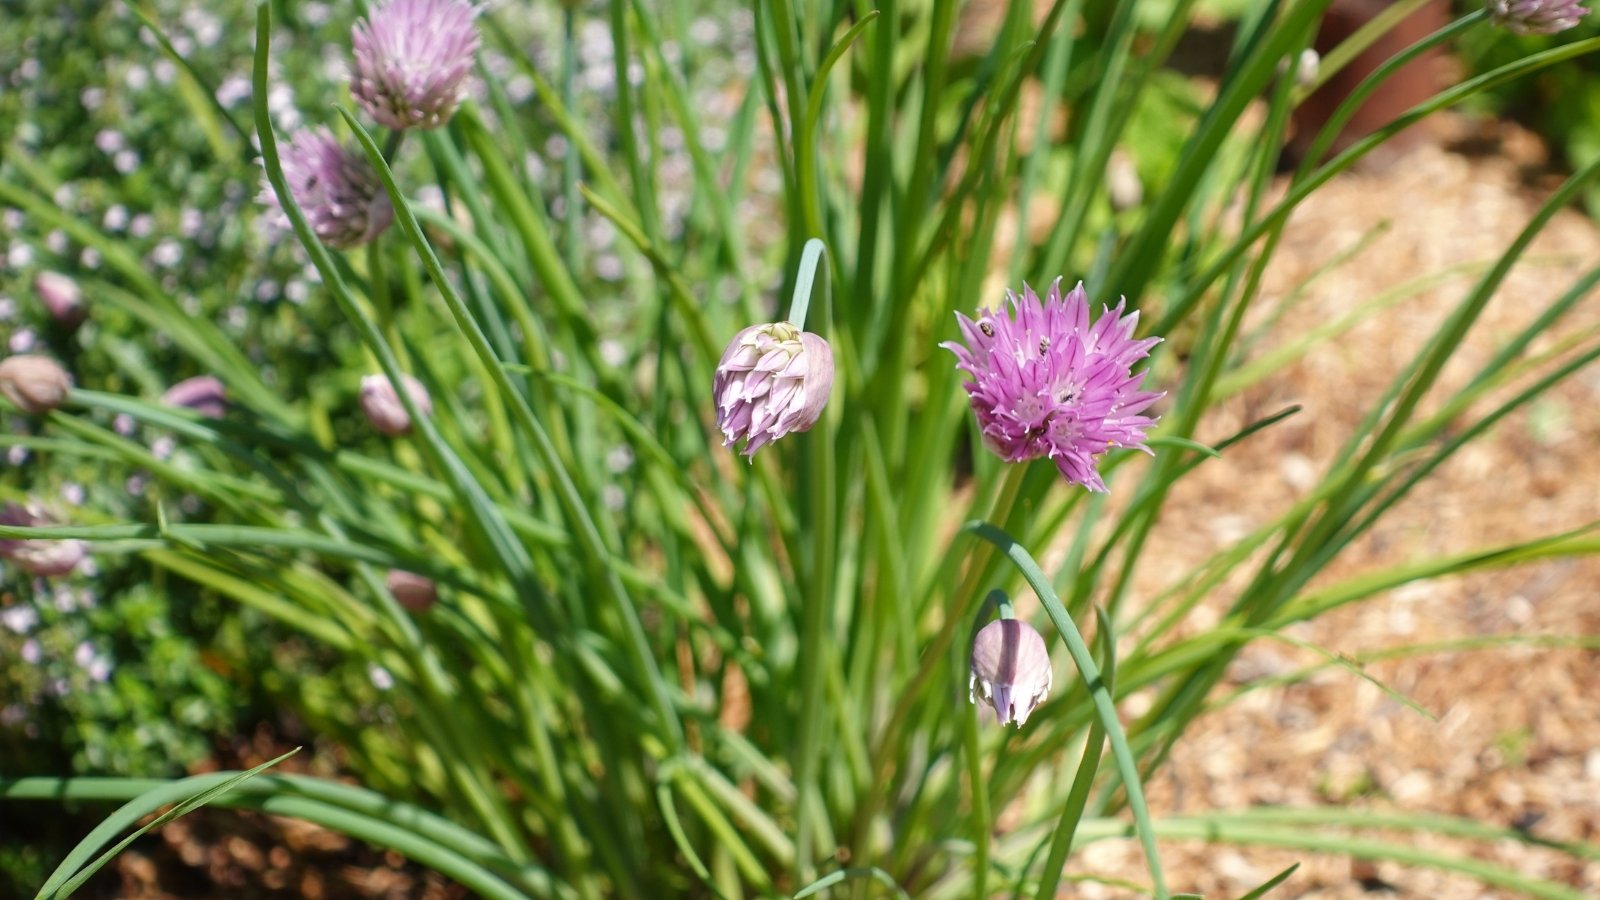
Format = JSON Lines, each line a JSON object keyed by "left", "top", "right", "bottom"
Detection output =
{"left": 162, "top": 375, "right": 228, "bottom": 419}
{"left": 386, "top": 569, "right": 437, "bottom": 613}
{"left": 261, "top": 127, "right": 393, "bottom": 250}
{"left": 0, "top": 354, "right": 72, "bottom": 415}
{"left": 1489, "top": 0, "right": 1590, "bottom": 33}
{"left": 713, "top": 321, "right": 834, "bottom": 458}
{"left": 969, "top": 619, "right": 1053, "bottom": 727}
{"left": 0, "top": 502, "right": 87, "bottom": 579}
{"left": 360, "top": 373, "right": 432, "bottom": 436}
{"left": 351, "top": 0, "right": 480, "bottom": 131}
{"left": 34, "top": 271, "right": 86, "bottom": 329}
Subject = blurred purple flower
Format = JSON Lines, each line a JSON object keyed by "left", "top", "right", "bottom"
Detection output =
{"left": 713, "top": 321, "right": 834, "bottom": 458}
{"left": 0, "top": 502, "right": 86, "bottom": 578}
{"left": 1488, "top": 0, "right": 1589, "bottom": 33}
{"left": 162, "top": 375, "right": 228, "bottom": 419}
{"left": 262, "top": 127, "right": 392, "bottom": 249}
{"left": 970, "top": 619, "right": 1053, "bottom": 728}
{"left": 361, "top": 373, "right": 432, "bottom": 437}
{"left": 34, "top": 271, "right": 86, "bottom": 330}
{"left": 351, "top": 0, "right": 480, "bottom": 131}
{"left": 942, "top": 280, "right": 1162, "bottom": 492}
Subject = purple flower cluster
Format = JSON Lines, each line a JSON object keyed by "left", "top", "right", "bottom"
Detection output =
{"left": 942, "top": 280, "right": 1162, "bottom": 491}
{"left": 264, "top": 128, "right": 393, "bottom": 250}
{"left": 1488, "top": 0, "right": 1590, "bottom": 34}
{"left": 352, "top": 0, "right": 481, "bottom": 131}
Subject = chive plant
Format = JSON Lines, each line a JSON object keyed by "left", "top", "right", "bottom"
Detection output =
{"left": 3, "top": 0, "right": 1600, "bottom": 897}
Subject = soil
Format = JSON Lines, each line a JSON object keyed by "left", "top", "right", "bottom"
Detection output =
{"left": 1078, "top": 116, "right": 1600, "bottom": 898}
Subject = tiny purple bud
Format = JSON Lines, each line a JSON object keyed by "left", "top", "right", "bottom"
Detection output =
{"left": 262, "top": 127, "right": 393, "bottom": 250}
{"left": 1488, "top": 0, "right": 1590, "bottom": 33}
{"left": 351, "top": 0, "right": 480, "bottom": 131}
{"left": 713, "top": 322, "right": 834, "bottom": 457}
{"left": 0, "top": 354, "right": 72, "bottom": 415}
{"left": 969, "top": 619, "right": 1053, "bottom": 727}
{"left": 162, "top": 375, "right": 228, "bottom": 419}
{"left": 386, "top": 569, "right": 438, "bottom": 613}
{"left": 0, "top": 502, "right": 87, "bottom": 579}
{"left": 360, "top": 373, "right": 432, "bottom": 436}
{"left": 942, "top": 280, "right": 1163, "bottom": 492}
{"left": 34, "top": 271, "right": 86, "bottom": 330}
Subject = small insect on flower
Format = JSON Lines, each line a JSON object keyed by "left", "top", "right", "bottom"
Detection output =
{"left": 970, "top": 618, "right": 1053, "bottom": 727}
{"left": 352, "top": 0, "right": 481, "bottom": 131}
{"left": 1488, "top": 0, "right": 1590, "bottom": 34}
{"left": 942, "top": 279, "right": 1163, "bottom": 491}
{"left": 714, "top": 322, "right": 834, "bottom": 458}
{"left": 262, "top": 127, "right": 393, "bottom": 250}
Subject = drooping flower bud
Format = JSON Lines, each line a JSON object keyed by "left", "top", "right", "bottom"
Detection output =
{"left": 713, "top": 322, "right": 834, "bottom": 457}
{"left": 0, "top": 354, "right": 72, "bottom": 415}
{"left": 34, "top": 271, "right": 86, "bottom": 330}
{"left": 351, "top": 0, "right": 481, "bottom": 131}
{"left": 162, "top": 375, "right": 228, "bottom": 419}
{"left": 261, "top": 127, "right": 393, "bottom": 250}
{"left": 386, "top": 569, "right": 437, "bottom": 613}
{"left": 0, "top": 502, "right": 87, "bottom": 578}
{"left": 360, "top": 373, "right": 432, "bottom": 437}
{"left": 970, "top": 618, "right": 1053, "bottom": 727}
{"left": 1488, "top": 0, "right": 1590, "bottom": 33}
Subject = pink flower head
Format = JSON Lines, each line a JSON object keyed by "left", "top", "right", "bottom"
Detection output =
{"left": 1488, "top": 0, "right": 1589, "bottom": 33}
{"left": 261, "top": 127, "right": 393, "bottom": 250}
{"left": 162, "top": 376, "right": 228, "bottom": 419}
{"left": 970, "top": 619, "right": 1053, "bottom": 727}
{"left": 0, "top": 502, "right": 87, "bottom": 578}
{"left": 352, "top": 0, "right": 480, "bottom": 131}
{"left": 714, "top": 321, "right": 834, "bottom": 458}
{"left": 942, "top": 280, "right": 1162, "bottom": 492}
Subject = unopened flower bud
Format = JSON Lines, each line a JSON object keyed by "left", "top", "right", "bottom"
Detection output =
{"left": 162, "top": 375, "right": 228, "bottom": 419}
{"left": 970, "top": 618, "right": 1053, "bottom": 727}
{"left": 713, "top": 321, "right": 834, "bottom": 457}
{"left": 360, "top": 373, "right": 432, "bottom": 436}
{"left": 0, "top": 355, "right": 72, "bottom": 415}
{"left": 386, "top": 569, "right": 437, "bottom": 612}
{"left": 0, "top": 502, "right": 87, "bottom": 578}
{"left": 34, "top": 271, "right": 86, "bottom": 330}
{"left": 1106, "top": 150, "right": 1143, "bottom": 213}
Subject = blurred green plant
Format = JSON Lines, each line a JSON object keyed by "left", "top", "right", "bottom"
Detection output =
{"left": 2, "top": 0, "right": 1599, "bottom": 898}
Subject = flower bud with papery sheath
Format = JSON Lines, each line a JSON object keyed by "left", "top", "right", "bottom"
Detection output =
{"left": 970, "top": 618, "right": 1053, "bottom": 727}
{"left": 0, "top": 355, "right": 72, "bottom": 415}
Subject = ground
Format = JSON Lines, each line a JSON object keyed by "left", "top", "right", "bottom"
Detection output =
{"left": 1081, "top": 116, "right": 1600, "bottom": 898}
